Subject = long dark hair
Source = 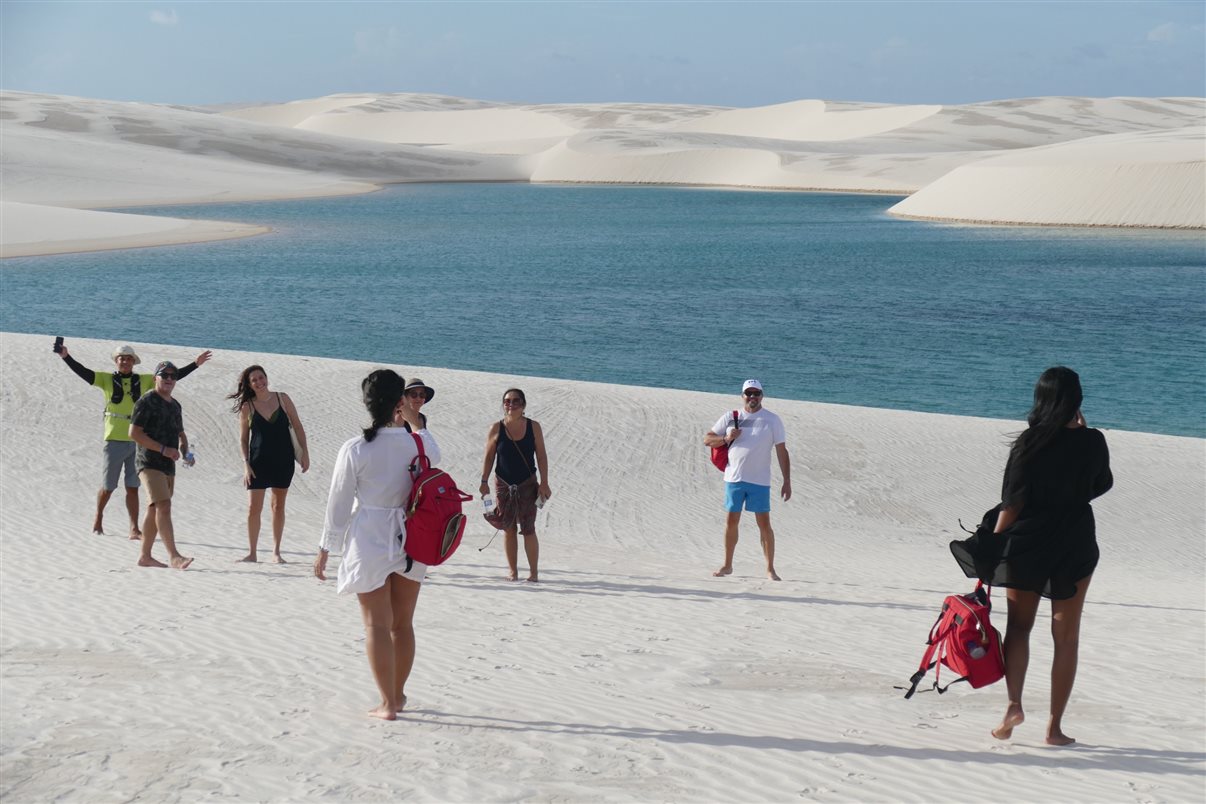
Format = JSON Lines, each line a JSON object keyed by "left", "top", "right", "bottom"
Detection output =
{"left": 362, "top": 369, "right": 405, "bottom": 442}
{"left": 227, "top": 364, "right": 266, "bottom": 413}
{"left": 1008, "top": 366, "right": 1083, "bottom": 469}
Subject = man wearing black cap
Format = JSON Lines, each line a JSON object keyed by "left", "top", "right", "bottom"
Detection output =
{"left": 703, "top": 379, "right": 791, "bottom": 581}
{"left": 128, "top": 361, "right": 195, "bottom": 569}
{"left": 56, "top": 338, "right": 211, "bottom": 538}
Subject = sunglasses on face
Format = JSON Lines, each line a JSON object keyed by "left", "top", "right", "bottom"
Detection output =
{"left": 159, "top": 374, "right": 178, "bottom": 380}
{"left": 405, "top": 390, "right": 426, "bottom": 399}
{"left": 743, "top": 390, "right": 762, "bottom": 397}
{"left": 503, "top": 398, "right": 524, "bottom": 406}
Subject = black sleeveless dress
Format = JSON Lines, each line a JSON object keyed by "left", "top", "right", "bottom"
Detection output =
{"left": 248, "top": 394, "right": 296, "bottom": 490}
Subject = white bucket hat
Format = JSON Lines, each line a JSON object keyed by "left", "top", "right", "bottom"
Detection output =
{"left": 112, "top": 344, "right": 141, "bottom": 364}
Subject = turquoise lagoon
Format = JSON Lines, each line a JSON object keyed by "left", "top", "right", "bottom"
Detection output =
{"left": 4, "top": 184, "right": 1203, "bottom": 436}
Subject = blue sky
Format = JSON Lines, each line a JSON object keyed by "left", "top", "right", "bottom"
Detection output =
{"left": 3, "top": 1, "right": 1203, "bottom": 106}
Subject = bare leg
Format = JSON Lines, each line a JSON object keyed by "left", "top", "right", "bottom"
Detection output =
{"left": 269, "top": 488, "right": 289, "bottom": 563}
{"left": 94, "top": 488, "right": 113, "bottom": 534}
{"left": 240, "top": 489, "right": 265, "bottom": 562}
{"left": 993, "top": 588, "right": 1040, "bottom": 739}
{"left": 713, "top": 511, "right": 741, "bottom": 576}
{"left": 389, "top": 573, "right": 421, "bottom": 709}
{"left": 358, "top": 584, "right": 398, "bottom": 720}
{"left": 523, "top": 532, "right": 540, "bottom": 582}
{"left": 124, "top": 487, "right": 142, "bottom": 539}
{"left": 1047, "top": 575, "right": 1092, "bottom": 746}
{"left": 754, "top": 511, "right": 780, "bottom": 581}
{"left": 503, "top": 527, "right": 519, "bottom": 581}
{"left": 152, "top": 500, "right": 192, "bottom": 569}
{"left": 137, "top": 502, "right": 167, "bottom": 568}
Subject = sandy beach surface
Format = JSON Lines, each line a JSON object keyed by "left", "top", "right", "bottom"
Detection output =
{"left": 2, "top": 91, "right": 1202, "bottom": 258}
{"left": 2, "top": 332, "right": 1202, "bottom": 802}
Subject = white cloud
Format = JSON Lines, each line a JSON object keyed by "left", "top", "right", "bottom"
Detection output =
{"left": 149, "top": 9, "right": 179, "bottom": 27}
{"left": 1146, "top": 22, "right": 1176, "bottom": 42}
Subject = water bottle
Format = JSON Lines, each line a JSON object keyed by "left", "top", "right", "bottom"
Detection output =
{"left": 482, "top": 494, "right": 495, "bottom": 513}
{"left": 183, "top": 443, "right": 196, "bottom": 469}
{"left": 966, "top": 639, "right": 987, "bottom": 660}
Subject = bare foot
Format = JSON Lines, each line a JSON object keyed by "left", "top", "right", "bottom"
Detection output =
{"left": 271, "top": 554, "right": 286, "bottom": 564}
{"left": 128, "top": 528, "right": 142, "bottom": 541}
{"left": 712, "top": 565, "right": 733, "bottom": 577}
{"left": 992, "top": 703, "right": 1025, "bottom": 740}
{"left": 138, "top": 556, "right": 167, "bottom": 568}
{"left": 526, "top": 576, "right": 539, "bottom": 583}
{"left": 506, "top": 571, "right": 519, "bottom": 581}
{"left": 92, "top": 526, "right": 105, "bottom": 536}
{"left": 767, "top": 568, "right": 781, "bottom": 581}
{"left": 170, "top": 556, "right": 194, "bottom": 570}
{"left": 368, "top": 703, "right": 397, "bottom": 721}
{"left": 1046, "top": 724, "right": 1076, "bottom": 746}
{"left": 236, "top": 554, "right": 258, "bottom": 563}
{"left": 395, "top": 694, "right": 408, "bottom": 713}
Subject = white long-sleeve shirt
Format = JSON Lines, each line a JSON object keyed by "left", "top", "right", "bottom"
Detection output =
{"left": 321, "top": 427, "right": 441, "bottom": 594}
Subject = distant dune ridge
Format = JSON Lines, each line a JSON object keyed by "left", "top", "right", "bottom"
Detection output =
{"left": 1, "top": 90, "right": 1203, "bottom": 255}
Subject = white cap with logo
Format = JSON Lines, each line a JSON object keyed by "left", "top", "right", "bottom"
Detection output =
{"left": 742, "top": 379, "right": 763, "bottom": 393}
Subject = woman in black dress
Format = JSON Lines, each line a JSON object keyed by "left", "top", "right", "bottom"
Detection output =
{"left": 228, "top": 365, "right": 310, "bottom": 563}
{"left": 951, "top": 366, "right": 1112, "bottom": 746}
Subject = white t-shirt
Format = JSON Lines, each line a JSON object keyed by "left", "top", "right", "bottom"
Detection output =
{"left": 712, "top": 408, "right": 786, "bottom": 487}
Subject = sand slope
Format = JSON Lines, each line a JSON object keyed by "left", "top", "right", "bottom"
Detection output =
{"left": 890, "top": 126, "right": 1206, "bottom": 228}
{"left": 2, "top": 91, "right": 1202, "bottom": 257}
{"left": 2, "top": 332, "right": 1202, "bottom": 802}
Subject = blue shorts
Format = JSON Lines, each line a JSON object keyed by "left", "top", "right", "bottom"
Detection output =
{"left": 724, "top": 481, "right": 771, "bottom": 513}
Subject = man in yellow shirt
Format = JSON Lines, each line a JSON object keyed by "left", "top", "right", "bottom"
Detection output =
{"left": 57, "top": 340, "right": 212, "bottom": 537}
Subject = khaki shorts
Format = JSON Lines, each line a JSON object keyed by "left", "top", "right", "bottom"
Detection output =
{"left": 139, "top": 470, "right": 175, "bottom": 505}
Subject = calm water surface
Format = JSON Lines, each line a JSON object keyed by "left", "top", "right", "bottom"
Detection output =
{"left": 4, "top": 184, "right": 1203, "bottom": 436}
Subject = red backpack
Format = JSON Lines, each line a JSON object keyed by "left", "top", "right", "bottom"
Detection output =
{"left": 902, "top": 581, "right": 1005, "bottom": 698}
{"left": 710, "top": 410, "right": 739, "bottom": 471}
{"left": 403, "top": 433, "right": 472, "bottom": 566}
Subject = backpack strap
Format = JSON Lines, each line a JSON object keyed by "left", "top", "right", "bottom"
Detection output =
{"left": 130, "top": 373, "right": 141, "bottom": 402}
{"left": 110, "top": 372, "right": 124, "bottom": 405}
{"left": 409, "top": 432, "right": 431, "bottom": 475}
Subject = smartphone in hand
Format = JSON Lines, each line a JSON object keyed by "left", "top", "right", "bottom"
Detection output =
{"left": 53, "top": 336, "right": 64, "bottom": 354}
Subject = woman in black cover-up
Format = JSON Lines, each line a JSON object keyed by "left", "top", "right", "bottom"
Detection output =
{"left": 951, "top": 367, "right": 1112, "bottom": 746}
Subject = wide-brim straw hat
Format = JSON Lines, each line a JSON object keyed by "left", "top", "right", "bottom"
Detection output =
{"left": 112, "top": 344, "right": 141, "bottom": 364}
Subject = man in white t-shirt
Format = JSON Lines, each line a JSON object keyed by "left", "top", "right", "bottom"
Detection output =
{"left": 704, "top": 379, "right": 791, "bottom": 581}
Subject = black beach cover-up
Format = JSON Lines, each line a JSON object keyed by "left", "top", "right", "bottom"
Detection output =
{"left": 951, "top": 427, "right": 1113, "bottom": 600}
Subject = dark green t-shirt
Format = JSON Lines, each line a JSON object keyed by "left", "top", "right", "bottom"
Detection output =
{"left": 131, "top": 392, "right": 183, "bottom": 476}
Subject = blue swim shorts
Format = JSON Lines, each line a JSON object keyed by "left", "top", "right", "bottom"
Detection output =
{"left": 724, "top": 481, "right": 771, "bottom": 513}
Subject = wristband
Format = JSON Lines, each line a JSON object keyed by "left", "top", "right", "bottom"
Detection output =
{"left": 159, "top": 444, "right": 165, "bottom": 454}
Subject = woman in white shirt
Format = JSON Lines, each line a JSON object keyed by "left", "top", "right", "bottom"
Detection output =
{"left": 313, "top": 369, "right": 440, "bottom": 721}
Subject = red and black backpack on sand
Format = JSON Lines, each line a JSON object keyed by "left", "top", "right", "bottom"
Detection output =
{"left": 902, "top": 581, "right": 1005, "bottom": 698}
{"left": 402, "top": 433, "right": 473, "bottom": 566}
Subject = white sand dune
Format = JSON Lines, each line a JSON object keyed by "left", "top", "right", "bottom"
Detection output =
{"left": 0, "top": 201, "right": 268, "bottom": 257}
{"left": 3, "top": 332, "right": 1203, "bottom": 802}
{"left": 889, "top": 127, "right": 1206, "bottom": 228}
{"left": 2, "top": 91, "right": 1201, "bottom": 257}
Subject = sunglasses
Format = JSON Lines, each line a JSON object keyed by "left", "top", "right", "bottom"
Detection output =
{"left": 503, "top": 398, "right": 525, "bottom": 406}
{"left": 158, "top": 373, "right": 178, "bottom": 380}
{"left": 405, "top": 390, "right": 427, "bottom": 399}
{"left": 743, "top": 390, "right": 762, "bottom": 397}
